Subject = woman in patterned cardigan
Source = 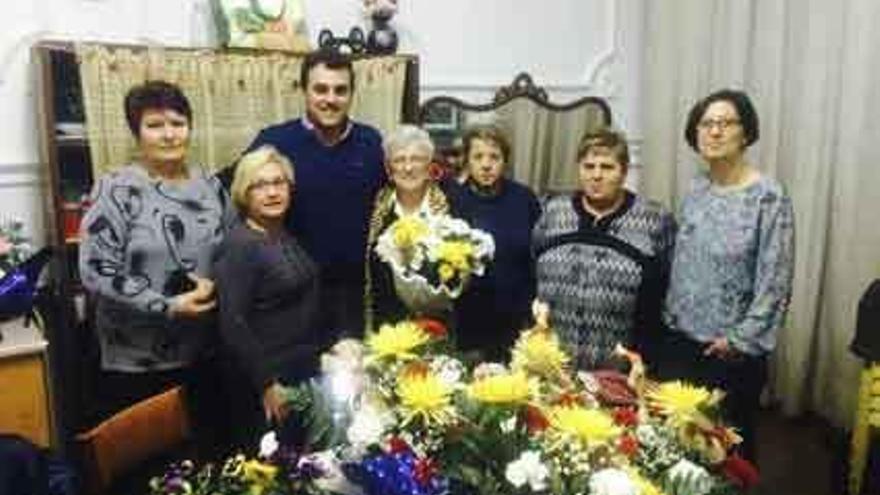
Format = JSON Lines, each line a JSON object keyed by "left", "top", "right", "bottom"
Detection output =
{"left": 533, "top": 129, "right": 676, "bottom": 370}
{"left": 79, "top": 81, "right": 231, "bottom": 437}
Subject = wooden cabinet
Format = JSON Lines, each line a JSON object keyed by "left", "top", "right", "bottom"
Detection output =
{"left": 0, "top": 318, "right": 53, "bottom": 447}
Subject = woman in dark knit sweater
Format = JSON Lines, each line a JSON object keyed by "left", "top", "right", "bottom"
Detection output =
{"left": 446, "top": 125, "right": 541, "bottom": 361}
{"left": 214, "top": 145, "right": 321, "bottom": 450}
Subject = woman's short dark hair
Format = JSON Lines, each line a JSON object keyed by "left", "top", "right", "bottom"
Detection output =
{"left": 684, "top": 89, "right": 760, "bottom": 151}
{"left": 576, "top": 128, "right": 630, "bottom": 167}
{"left": 299, "top": 49, "right": 355, "bottom": 91}
{"left": 124, "top": 80, "right": 192, "bottom": 137}
{"left": 462, "top": 125, "right": 511, "bottom": 165}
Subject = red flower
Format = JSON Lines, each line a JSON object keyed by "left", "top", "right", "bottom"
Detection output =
{"left": 613, "top": 407, "right": 639, "bottom": 427}
{"left": 388, "top": 436, "right": 410, "bottom": 454}
{"left": 414, "top": 456, "right": 438, "bottom": 485}
{"left": 721, "top": 453, "right": 760, "bottom": 489}
{"left": 415, "top": 317, "right": 447, "bottom": 339}
{"left": 617, "top": 434, "right": 639, "bottom": 457}
{"left": 523, "top": 405, "right": 549, "bottom": 434}
{"left": 428, "top": 162, "right": 447, "bottom": 181}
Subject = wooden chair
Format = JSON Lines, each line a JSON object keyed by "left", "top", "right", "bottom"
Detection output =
{"left": 76, "top": 386, "right": 191, "bottom": 494}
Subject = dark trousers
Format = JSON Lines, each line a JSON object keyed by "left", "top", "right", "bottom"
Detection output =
{"left": 657, "top": 332, "right": 768, "bottom": 463}
{"left": 319, "top": 272, "right": 366, "bottom": 346}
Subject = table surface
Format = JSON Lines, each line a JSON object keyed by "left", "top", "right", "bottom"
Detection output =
{"left": 0, "top": 317, "right": 48, "bottom": 359}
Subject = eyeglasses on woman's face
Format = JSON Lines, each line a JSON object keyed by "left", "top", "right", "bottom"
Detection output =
{"left": 248, "top": 177, "right": 291, "bottom": 194}
{"left": 697, "top": 118, "right": 741, "bottom": 132}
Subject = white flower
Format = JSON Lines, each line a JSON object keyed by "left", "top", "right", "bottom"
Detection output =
{"left": 304, "top": 451, "right": 365, "bottom": 495}
{"left": 589, "top": 468, "right": 637, "bottom": 495}
{"left": 666, "top": 458, "right": 715, "bottom": 495}
{"left": 258, "top": 431, "right": 278, "bottom": 459}
{"left": 430, "top": 355, "right": 465, "bottom": 388}
{"left": 500, "top": 415, "right": 517, "bottom": 433}
{"left": 505, "top": 450, "right": 549, "bottom": 491}
{"left": 346, "top": 405, "right": 389, "bottom": 453}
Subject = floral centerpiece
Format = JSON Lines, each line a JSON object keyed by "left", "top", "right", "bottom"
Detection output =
{"left": 0, "top": 219, "right": 32, "bottom": 278}
{"left": 150, "top": 304, "right": 759, "bottom": 495}
{"left": 374, "top": 215, "right": 494, "bottom": 315}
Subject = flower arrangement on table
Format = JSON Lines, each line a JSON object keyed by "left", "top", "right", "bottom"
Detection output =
{"left": 374, "top": 214, "right": 494, "bottom": 315}
{"left": 150, "top": 303, "right": 759, "bottom": 495}
{"left": 0, "top": 219, "right": 32, "bottom": 278}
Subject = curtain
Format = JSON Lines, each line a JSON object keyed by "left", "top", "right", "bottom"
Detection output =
{"left": 77, "top": 44, "right": 408, "bottom": 177}
{"left": 640, "top": 0, "right": 880, "bottom": 427}
{"left": 494, "top": 99, "right": 608, "bottom": 194}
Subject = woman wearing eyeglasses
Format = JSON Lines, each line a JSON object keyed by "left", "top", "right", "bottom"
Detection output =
{"left": 660, "top": 89, "right": 795, "bottom": 463}
{"left": 214, "top": 145, "right": 321, "bottom": 451}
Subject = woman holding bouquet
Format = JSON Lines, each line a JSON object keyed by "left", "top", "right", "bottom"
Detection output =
{"left": 214, "top": 145, "right": 322, "bottom": 450}
{"left": 364, "top": 125, "right": 451, "bottom": 332}
{"left": 446, "top": 125, "right": 541, "bottom": 362}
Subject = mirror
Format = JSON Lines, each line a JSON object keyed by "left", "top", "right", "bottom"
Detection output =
{"left": 419, "top": 73, "right": 612, "bottom": 194}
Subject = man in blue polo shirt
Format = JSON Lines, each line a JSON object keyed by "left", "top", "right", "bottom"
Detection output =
{"left": 220, "top": 50, "right": 385, "bottom": 345}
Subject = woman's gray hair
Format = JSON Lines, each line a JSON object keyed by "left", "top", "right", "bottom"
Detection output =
{"left": 383, "top": 125, "right": 434, "bottom": 161}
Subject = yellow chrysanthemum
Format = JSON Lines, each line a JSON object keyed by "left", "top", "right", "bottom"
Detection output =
{"left": 648, "top": 381, "right": 721, "bottom": 422}
{"left": 511, "top": 330, "right": 569, "bottom": 377}
{"left": 397, "top": 371, "right": 455, "bottom": 426}
{"left": 366, "top": 321, "right": 430, "bottom": 361}
{"left": 242, "top": 459, "right": 278, "bottom": 495}
{"left": 633, "top": 474, "right": 666, "bottom": 495}
{"left": 392, "top": 216, "right": 429, "bottom": 249}
{"left": 468, "top": 372, "right": 532, "bottom": 404}
{"left": 547, "top": 405, "right": 620, "bottom": 447}
{"left": 435, "top": 240, "right": 474, "bottom": 271}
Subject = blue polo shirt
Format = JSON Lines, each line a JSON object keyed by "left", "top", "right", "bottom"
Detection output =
{"left": 246, "top": 118, "right": 386, "bottom": 276}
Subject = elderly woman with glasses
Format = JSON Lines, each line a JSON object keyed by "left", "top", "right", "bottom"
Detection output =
{"left": 660, "top": 89, "right": 795, "bottom": 462}
{"left": 364, "top": 125, "right": 450, "bottom": 332}
{"left": 214, "top": 145, "right": 321, "bottom": 450}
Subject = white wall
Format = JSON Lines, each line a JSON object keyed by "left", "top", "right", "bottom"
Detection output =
{"left": 0, "top": 0, "right": 644, "bottom": 245}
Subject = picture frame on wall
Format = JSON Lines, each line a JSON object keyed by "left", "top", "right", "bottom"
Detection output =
{"left": 422, "top": 101, "right": 461, "bottom": 132}
{"left": 212, "top": 0, "right": 312, "bottom": 52}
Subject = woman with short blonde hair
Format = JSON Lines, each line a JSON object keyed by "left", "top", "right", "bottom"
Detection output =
{"left": 215, "top": 145, "right": 320, "bottom": 451}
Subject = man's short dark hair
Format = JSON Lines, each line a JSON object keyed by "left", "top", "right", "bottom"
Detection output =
{"left": 684, "top": 89, "right": 760, "bottom": 152}
{"left": 299, "top": 50, "right": 356, "bottom": 91}
{"left": 124, "top": 80, "right": 192, "bottom": 138}
{"left": 576, "top": 129, "right": 630, "bottom": 167}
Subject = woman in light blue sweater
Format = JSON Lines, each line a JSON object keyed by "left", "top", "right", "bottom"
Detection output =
{"left": 661, "top": 89, "right": 795, "bottom": 463}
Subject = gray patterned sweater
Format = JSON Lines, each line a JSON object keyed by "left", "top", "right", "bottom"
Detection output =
{"left": 663, "top": 174, "right": 795, "bottom": 356}
{"left": 533, "top": 192, "right": 676, "bottom": 369}
{"left": 79, "top": 164, "right": 230, "bottom": 372}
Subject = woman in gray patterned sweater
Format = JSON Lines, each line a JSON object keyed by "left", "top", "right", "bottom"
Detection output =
{"left": 660, "top": 89, "right": 795, "bottom": 463}
{"left": 79, "top": 81, "right": 231, "bottom": 425}
{"left": 533, "top": 129, "right": 676, "bottom": 370}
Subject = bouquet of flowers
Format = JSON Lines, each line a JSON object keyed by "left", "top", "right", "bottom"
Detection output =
{"left": 374, "top": 215, "right": 494, "bottom": 315}
{"left": 0, "top": 219, "right": 32, "bottom": 278}
{"left": 149, "top": 304, "right": 759, "bottom": 495}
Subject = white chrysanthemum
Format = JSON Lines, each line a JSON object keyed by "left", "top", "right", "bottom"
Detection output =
{"left": 500, "top": 415, "right": 518, "bottom": 433}
{"left": 430, "top": 355, "right": 466, "bottom": 388}
{"left": 589, "top": 468, "right": 637, "bottom": 495}
{"left": 258, "top": 431, "right": 279, "bottom": 459}
{"left": 505, "top": 451, "right": 549, "bottom": 491}
{"left": 347, "top": 405, "right": 390, "bottom": 452}
{"left": 666, "top": 458, "right": 715, "bottom": 495}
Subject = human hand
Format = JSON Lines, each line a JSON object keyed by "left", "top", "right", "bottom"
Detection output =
{"left": 170, "top": 275, "right": 216, "bottom": 318}
{"left": 703, "top": 337, "right": 737, "bottom": 360}
{"left": 263, "top": 382, "right": 290, "bottom": 424}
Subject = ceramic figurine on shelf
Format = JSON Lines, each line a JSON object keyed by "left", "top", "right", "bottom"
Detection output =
{"left": 363, "top": 0, "right": 399, "bottom": 54}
